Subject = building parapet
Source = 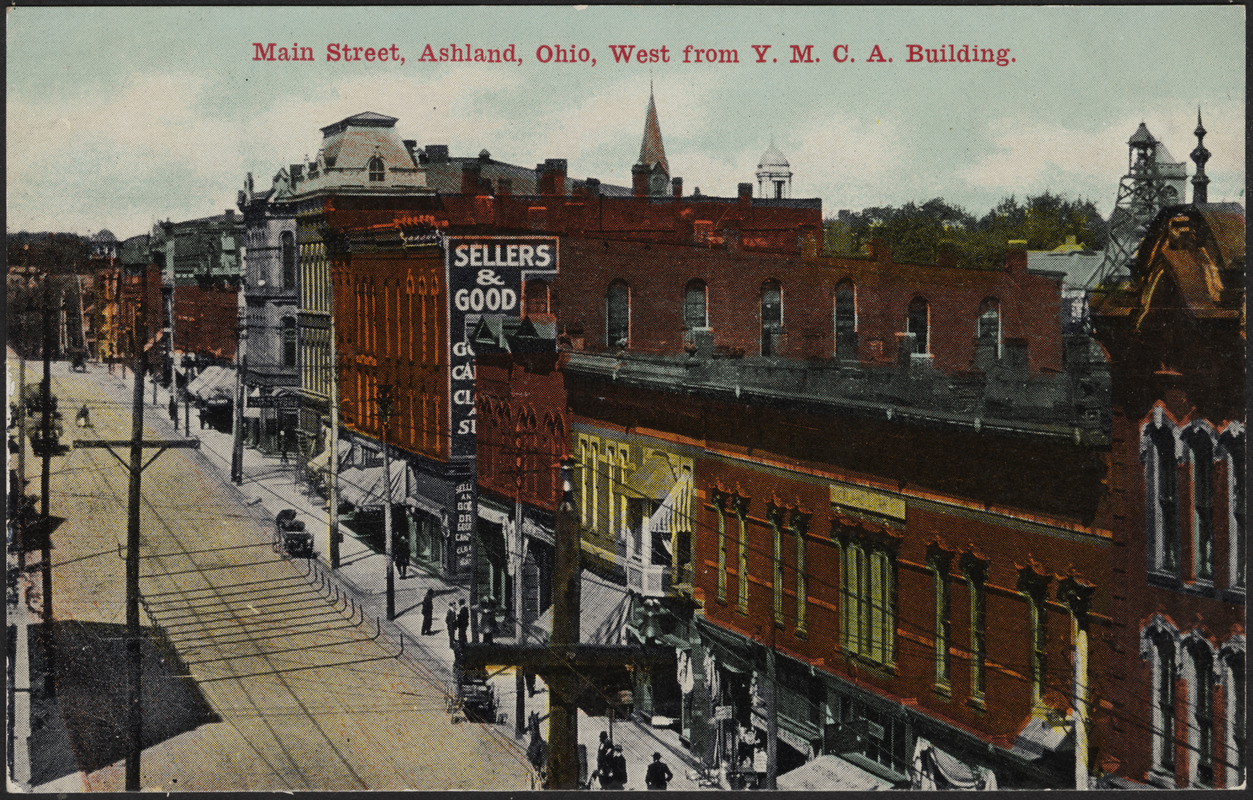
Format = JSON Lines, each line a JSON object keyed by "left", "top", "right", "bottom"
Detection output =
{"left": 564, "top": 351, "right": 1110, "bottom": 446}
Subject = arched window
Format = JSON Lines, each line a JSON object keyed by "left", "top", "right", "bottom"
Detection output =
{"left": 1220, "top": 646, "right": 1245, "bottom": 787}
{"left": 281, "top": 317, "right": 297, "bottom": 368}
{"left": 606, "top": 280, "right": 630, "bottom": 347}
{"left": 834, "top": 280, "right": 857, "bottom": 358}
{"left": 1185, "top": 637, "right": 1216, "bottom": 786}
{"left": 907, "top": 297, "right": 929, "bottom": 354}
{"left": 1143, "top": 411, "right": 1181, "bottom": 576}
{"left": 1145, "top": 626, "right": 1177, "bottom": 776}
{"left": 1182, "top": 425, "right": 1216, "bottom": 583}
{"left": 760, "top": 279, "right": 782, "bottom": 357}
{"left": 368, "top": 156, "right": 384, "bottom": 182}
{"left": 684, "top": 279, "right": 708, "bottom": 329}
{"left": 1219, "top": 426, "right": 1245, "bottom": 589}
{"left": 977, "top": 297, "right": 1000, "bottom": 357}
{"left": 281, "top": 231, "right": 296, "bottom": 289}
{"left": 525, "top": 278, "right": 551, "bottom": 316}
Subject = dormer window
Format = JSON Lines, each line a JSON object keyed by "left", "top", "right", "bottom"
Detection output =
{"left": 368, "top": 157, "right": 384, "bottom": 182}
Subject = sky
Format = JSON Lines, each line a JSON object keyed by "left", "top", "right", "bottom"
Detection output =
{"left": 6, "top": 5, "right": 1246, "bottom": 239}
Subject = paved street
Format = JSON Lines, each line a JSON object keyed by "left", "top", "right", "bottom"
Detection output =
{"left": 10, "top": 356, "right": 537, "bottom": 791}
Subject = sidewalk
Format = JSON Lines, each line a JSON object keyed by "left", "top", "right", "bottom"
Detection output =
{"left": 114, "top": 367, "right": 711, "bottom": 790}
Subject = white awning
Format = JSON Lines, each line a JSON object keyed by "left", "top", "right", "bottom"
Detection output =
{"left": 776, "top": 755, "right": 893, "bottom": 792}
{"left": 338, "top": 459, "right": 411, "bottom": 509}
{"left": 648, "top": 470, "right": 693, "bottom": 536}
{"left": 530, "top": 570, "right": 631, "bottom": 645}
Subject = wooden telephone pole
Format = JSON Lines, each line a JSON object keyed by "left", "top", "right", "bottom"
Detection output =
{"left": 458, "top": 461, "right": 671, "bottom": 789}
{"left": 74, "top": 301, "right": 199, "bottom": 791}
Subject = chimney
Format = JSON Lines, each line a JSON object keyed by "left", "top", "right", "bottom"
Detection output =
{"left": 403, "top": 139, "right": 419, "bottom": 166}
{"left": 737, "top": 182, "right": 753, "bottom": 205}
{"left": 537, "top": 158, "right": 568, "bottom": 196}
{"left": 290, "top": 164, "right": 303, "bottom": 184}
{"left": 1004, "top": 240, "right": 1028, "bottom": 273}
{"left": 632, "top": 164, "right": 649, "bottom": 197}
{"left": 585, "top": 177, "right": 601, "bottom": 197}
{"left": 461, "top": 163, "right": 483, "bottom": 195}
{"left": 425, "top": 144, "right": 449, "bottom": 163}
{"left": 497, "top": 177, "right": 513, "bottom": 198}
{"left": 224, "top": 209, "right": 235, "bottom": 222}
{"left": 672, "top": 177, "right": 683, "bottom": 198}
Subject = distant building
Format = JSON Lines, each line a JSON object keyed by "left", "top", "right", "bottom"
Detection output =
{"left": 756, "top": 140, "right": 793, "bottom": 200}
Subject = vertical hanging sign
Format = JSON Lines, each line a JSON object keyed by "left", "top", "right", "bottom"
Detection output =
{"left": 446, "top": 236, "right": 558, "bottom": 573}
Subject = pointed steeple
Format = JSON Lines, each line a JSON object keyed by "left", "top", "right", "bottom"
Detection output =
{"left": 638, "top": 86, "right": 669, "bottom": 177}
{"left": 1190, "top": 107, "right": 1210, "bottom": 204}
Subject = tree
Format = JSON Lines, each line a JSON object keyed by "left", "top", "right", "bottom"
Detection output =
{"left": 824, "top": 193, "right": 1108, "bottom": 270}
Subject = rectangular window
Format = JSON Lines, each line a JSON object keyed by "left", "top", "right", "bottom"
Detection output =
{"left": 795, "top": 522, "right": 807, "bottom": 636}
{"left": 933, "top": 566, "right": 951, "bottom": 693}
{"left": 1027, "top": 594, "right": 1045, "bottom": 706}
{"left": 772, "top": 519, "right": 784, "bottom": 628}
{"left": 736, "top": 507, "right": 749, "bottom": 615}
{"left": 716, "top": 503, "right": 728, "bottom": 604}
{"left": 968, "top": 576, "right": 986, "bottom": 704}
{"left": 842, "top": 543, "right": 895, "bottom": 667}
{"left": 579, "top": 438, "right": 591, "bottom": 524}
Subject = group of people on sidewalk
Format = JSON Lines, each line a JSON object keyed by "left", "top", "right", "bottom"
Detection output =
{"left": 589, "top": 731, "right": 673, "bottom": 790}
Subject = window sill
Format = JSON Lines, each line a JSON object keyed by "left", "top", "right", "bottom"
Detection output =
{"left": 1145, "top": 769, "right": 1177, "bottom": 790}
{"left": 965, "top": 695, "right": 987, "bottom": 712}
{"left": 933, "top": 683, "right": 952, "bottom": 700}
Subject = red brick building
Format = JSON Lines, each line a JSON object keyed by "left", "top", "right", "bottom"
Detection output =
{"left": 1091, "top": 202, "right": 1245, "bottom": 789}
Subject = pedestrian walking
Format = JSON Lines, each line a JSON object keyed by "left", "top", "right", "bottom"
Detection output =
{"left": 394, "top": 533, "right": 410, "bottom": 578}
{"left": 75, "top": 404, "right": 92, "bottom": 428}
{"left": 280, "top": 429, "right": 290, "bottom": 464}
{"left": 480, "top": 599, "right": 497, "bottom": 645}
{"left": 603, "top": 744, "right": 628, "bottom": 790}
{"left": 524, "top": 668, "right": 537, "bottom": 697}
{"left": 645, "top": 752, "right": 673, "bottom": 790}
{"left": 457, "top": 599, "right": 470, "bottom": 646}
{"left": 420, "top": 588, "right": 435, "bottom": 635}
{"left": 168, "top": 393, "right": 178, "bottom": 424}
{"left": 445, "top": 602, "right": 458, "bottom": 649}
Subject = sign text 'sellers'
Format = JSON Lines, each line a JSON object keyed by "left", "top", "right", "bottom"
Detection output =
{"left": 445, "top": 236, "right": 558, "bottom": 575}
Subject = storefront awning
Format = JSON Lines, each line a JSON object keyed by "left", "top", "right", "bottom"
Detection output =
{"left": 776, "top": 754, "right": 894, "bottom": 791}
{"left": 625, "top": 454, "right": 676, "bottom": 500}
{"left": 648, "top": 471, "right": 693, "bottom": 536}
{"left": 1008, "top": 716, "right": 1072, "bottom": 761}
{"left": 338, "top": 459, "right": 412, "bottom": 509}
{"left": 530, "top": 570, "right": 631, "bottom": 645}
{"left": 187, "top": 365, "right": 234, "bottom": 404}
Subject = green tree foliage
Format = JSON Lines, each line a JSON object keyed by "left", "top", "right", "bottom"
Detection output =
{"left": 825, "top": 192, "right": 1108, "bottom": 269}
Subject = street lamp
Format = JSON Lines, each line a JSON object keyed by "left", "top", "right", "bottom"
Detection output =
{"left": 376, "top": 383, "right": 397, "bottom": 621}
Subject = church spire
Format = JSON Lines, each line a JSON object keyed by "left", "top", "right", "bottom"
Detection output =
{"left": 638, "top": 86, "right": 669, "bottom": 177}
{"left": 1190, "top": 107, "right": 1210, "bottom": 204}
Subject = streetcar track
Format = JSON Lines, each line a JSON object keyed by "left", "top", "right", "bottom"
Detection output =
{"left": 48, "top": 366, "right": 539, "bottom": 788}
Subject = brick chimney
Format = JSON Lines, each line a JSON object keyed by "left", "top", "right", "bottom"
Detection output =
{"left": 737, "top": 182, "right": 753, "bottom": 205}
{"left": 461, "top": 163, "right": 483, "bottom": 195}
{"left": 536, "top": 158, "right": 568, "bottom": 196}
{"left": 585, "top": 177, "right": 601, "bottom": 198}
{"left": 672, "top": 177, "right": 683, "bottom": 198}
{"left": 425, "top": 144, "right": 450, "bottom": 163}
{"left": 1004, "top": 240, "right": 1028, "bottom": 273}
{"left": 631, "top": 164, "right": 649, "bottom": 197}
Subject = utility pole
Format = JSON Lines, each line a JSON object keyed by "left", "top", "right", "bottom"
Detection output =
{"left": 377, "top": 384, "right": 396, "bottom": 621}
{"left": 15, "top": 338, "right": 27, "bottom": 569}
{"left": 74, "top": 322, "right": 199, "bottom": 791}
{"left": 328, "top": 318, "right": 341, "bottom": 568}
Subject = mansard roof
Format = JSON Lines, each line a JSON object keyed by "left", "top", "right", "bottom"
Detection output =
{"left": 319, "top": 111, "right": 399, "bottom": 136}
